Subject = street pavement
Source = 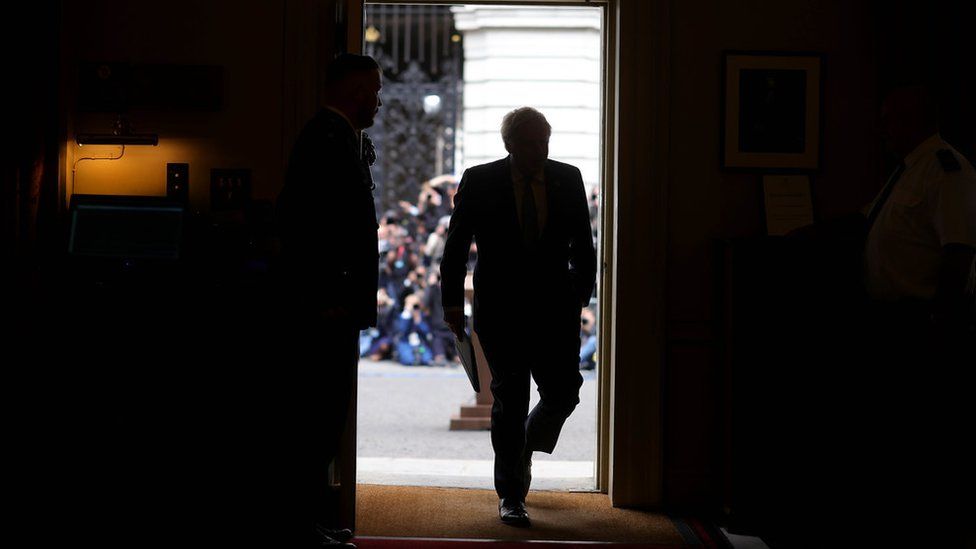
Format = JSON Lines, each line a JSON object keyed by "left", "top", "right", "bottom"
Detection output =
{"left": 356, "top": 359, "right": 598, "bottom": 491}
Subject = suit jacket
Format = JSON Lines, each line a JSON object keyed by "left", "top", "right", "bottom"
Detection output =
{"left": 276, "top": 108, "right": 379, "bottom": 329}
{"left": 440, "top": 157, "right": 596, "bottom": 333}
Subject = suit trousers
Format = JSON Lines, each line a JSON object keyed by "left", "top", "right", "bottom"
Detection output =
{"left": 478, "top": 311, "right": 583, "bottom": 500}
{"left": 269, "top": 311, "right": 360, "bottom": 536}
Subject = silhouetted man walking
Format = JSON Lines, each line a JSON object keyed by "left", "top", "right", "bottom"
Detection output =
{"left": 276, "top": 53, "right": 382, "bottom": 548}
{"left": 440, "top": 107, "right": 596, "bottom": 527}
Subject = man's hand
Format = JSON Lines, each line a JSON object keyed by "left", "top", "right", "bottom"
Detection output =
{"left": 444, "top": 307, "right": 465, "bottom": 340}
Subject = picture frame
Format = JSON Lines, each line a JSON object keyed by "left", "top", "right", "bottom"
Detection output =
{"left": 722, "top": 51, "right": 823, "bottom": 171}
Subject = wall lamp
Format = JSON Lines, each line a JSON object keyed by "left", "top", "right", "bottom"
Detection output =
{"left": 71, "top": 114, "right": 158, "bottom": 198}
{"left": 76, "top": 133, "right": 158, "bottom": 146}
{"left": 75, "top": 114, "right": 158, "bottom": 146}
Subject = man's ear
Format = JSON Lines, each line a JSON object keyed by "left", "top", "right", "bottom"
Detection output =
{"left": 350, "top": 80, "right": 365, "bottom": 101}
{"left": 349, "top": 73, "right": 367, "bottom": 98}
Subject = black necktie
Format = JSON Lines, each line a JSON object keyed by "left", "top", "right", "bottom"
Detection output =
{"left": 522, "top": 180, "right": 539, "bottom": 248}
{"left": 865, "top": 161, "right": 905, "bottom": 231}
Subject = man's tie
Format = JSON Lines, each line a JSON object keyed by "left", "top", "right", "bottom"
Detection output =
{"left": 865, "top": 161, "right": 905, "bottom": 232}
{"left": 521, "top": 180, "right": 539, "bottom": 249}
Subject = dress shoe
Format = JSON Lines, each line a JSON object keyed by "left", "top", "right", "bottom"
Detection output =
{"left": 316, "top": 526, "right": 354, "bottom": 543}
{"left": 498, "top": 497, "right": 530, "bottom": 527}
{"left": 316, "top": 525, "right": 356, "bottom": 548}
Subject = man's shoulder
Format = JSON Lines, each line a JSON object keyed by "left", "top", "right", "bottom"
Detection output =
{"left": 464, "top": 158, "right": 508, "bottom": 178}
{"left": 907, "top": 144, "right": 975, "bottom": 201}
{"left": 934, "top": 146, "right": 976, "bottom": 180}
{"left": 459, "top": 159, "right": 508, "bottom": 191}
{"left": 546, "top": 158, "right": 581, "bottom": 176}
{"left": 936, "top": 149, "right": 962, "bottom": 172}
{"left": 546, "top": 160, "right": 584, "bottom": 194}
{"left": 916, "top": 144, "right": 976, "bottom": 186}
{"left": 301, "top": 109, "right": 354, "bottom": 145}
{"left": 546, "top": 160, "right": 584, "bottom": 189}
{"left": 911, "top": 137, "right": 972, "bottom": 175}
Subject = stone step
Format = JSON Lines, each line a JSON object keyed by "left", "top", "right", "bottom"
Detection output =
{"left": 449, "top": 416, "right": 491, "bottom": 431}
{"left": 459, "top": 404, "right": 492, "bottom": 418}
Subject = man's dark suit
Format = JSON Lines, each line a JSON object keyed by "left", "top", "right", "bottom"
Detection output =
{"left": 275, "top": 107, "right": 378, "bottom": 527}
{"left": 440, "top": 156, "right": 596, "bottom": 500}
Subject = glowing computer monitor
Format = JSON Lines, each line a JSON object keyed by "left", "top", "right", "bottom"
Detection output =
{"left": 68, "top": 194, "right": 184, "bottom": 260}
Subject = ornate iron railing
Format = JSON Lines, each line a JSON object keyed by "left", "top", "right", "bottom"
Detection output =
{"left": 364, "top": 5, "right": 463, "bottom": 213}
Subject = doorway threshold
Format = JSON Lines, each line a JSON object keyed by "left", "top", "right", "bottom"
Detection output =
{"left": 358, "top": 457, "right": 594, "bottom": 491}
{"left": 355, "top": 485, "right": 728, "bottom": 546}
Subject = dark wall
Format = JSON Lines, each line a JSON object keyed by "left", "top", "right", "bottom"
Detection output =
{"left": 661, "top": 0, "right": 974, "bottom": 521}
{"left": 3, "top": 2, "right": 61, "bottom": 269}
{"left": 663, "top": 0, "right": 878, "bottom": 508}
{"left": 876, "top": 0, "right": 976, "bottom": 160}
{"left": 8, "top": 5, "right": 320, "bottom": 545}
{"left": 61, "top": 0, "right": 286, "bottom": 205}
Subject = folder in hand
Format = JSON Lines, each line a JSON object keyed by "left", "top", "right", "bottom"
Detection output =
{"left": 454, "top": 328, "right": 480, "bottom": 393}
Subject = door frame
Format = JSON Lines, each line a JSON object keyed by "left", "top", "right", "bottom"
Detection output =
{"left": 341, "top": 0, "right": 670, "bottom": 510}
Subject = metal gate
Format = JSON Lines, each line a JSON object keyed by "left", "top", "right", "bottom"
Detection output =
{"left": 364, "top": 5, "right": 463, "bottom": 213}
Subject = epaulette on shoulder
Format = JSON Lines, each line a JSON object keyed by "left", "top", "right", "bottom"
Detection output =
{"left": 936, "top": 149, "right": 961, "bottom": 172}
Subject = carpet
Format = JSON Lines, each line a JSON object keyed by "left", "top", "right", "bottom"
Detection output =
{"left": 355, "top": 484, "right": 730, "bottom": 547}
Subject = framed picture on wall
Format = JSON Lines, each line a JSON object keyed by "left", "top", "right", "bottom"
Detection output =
{"left": 722, "top": 51, "right": 823, "bottom": 171}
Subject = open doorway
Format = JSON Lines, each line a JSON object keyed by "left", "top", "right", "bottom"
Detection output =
{"left": 356, "top": 2, "right": 606, "bottom": 493}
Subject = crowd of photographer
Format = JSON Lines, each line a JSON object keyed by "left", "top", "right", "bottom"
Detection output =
{"left": 359, "top": 175, "right": 600, "bottom": 370}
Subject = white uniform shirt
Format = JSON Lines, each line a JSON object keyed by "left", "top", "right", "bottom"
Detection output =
{"left": 864, "top": 134, "right": 976, "bottom": 301}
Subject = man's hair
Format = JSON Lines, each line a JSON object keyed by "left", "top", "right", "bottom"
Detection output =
{"left": 500, "top": 107, "right": 551, "bottom": 145}
{"left": 326, "top": 53, "right": 380, "bottom": 87}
